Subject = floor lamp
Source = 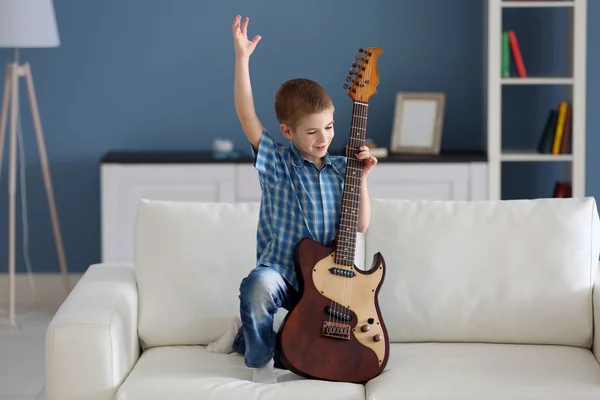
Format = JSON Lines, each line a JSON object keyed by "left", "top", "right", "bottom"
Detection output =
{"left": 0, "top": 0, "right": 70, "bottom": 327}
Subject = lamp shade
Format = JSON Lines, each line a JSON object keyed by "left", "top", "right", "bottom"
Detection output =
{"left": 0, "top": 0, "right": 60, "bottom": 47}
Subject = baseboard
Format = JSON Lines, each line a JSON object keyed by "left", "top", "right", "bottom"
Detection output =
{"left": 0, "top": 273, "right": 83, "bottom": 310}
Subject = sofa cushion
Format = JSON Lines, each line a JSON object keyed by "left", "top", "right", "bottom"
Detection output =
{"left": 365, "top": 197, "right": 600, "bottom": 346}
{"left": 134, "top": 200, "right": 261, "bottom": 348}
{"left": 133, "top": 200, "right": 366, "bottom": 348}
{"left": 116, "top": 346, "right": 365, "bottom": 400}
{"left": 366, "top": 343, "right": 600, "bottom": 399}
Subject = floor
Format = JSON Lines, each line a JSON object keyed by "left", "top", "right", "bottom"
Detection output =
{"left": 0, "top": 308, "right": 54, "bottom": 400}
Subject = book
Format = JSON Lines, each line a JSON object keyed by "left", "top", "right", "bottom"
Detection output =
{"left": 552, "top": 101, "right": 569, "bottom": 155}
{"left": 502, "top": 31, "right": 510, "bottom": 78}
{"left": 507, "top": 30, "right": 527, "bottom": 78}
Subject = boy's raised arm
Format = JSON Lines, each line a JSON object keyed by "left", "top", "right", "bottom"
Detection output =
{"left": 232, "top": 15, "right": 263, "bottom": 150}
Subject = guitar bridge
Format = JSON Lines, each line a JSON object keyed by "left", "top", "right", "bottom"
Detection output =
{"left": 322, "top": 321, "right": 351, "bottom": 340}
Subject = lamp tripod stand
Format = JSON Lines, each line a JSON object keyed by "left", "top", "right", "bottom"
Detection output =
{"left": 0, "top": 60, "right": 70, "bottom": 327}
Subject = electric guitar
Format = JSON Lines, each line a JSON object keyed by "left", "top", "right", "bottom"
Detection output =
{"left": 276, "top": 47, "right": 388, "bottom": 384}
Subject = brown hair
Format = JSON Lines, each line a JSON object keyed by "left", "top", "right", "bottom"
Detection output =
{"left": 274, "top": 78, "right": 334, "bottom": 130}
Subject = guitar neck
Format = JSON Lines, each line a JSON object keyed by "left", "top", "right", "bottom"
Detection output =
{"left": 335, "top": 101, "right": 369, "bottom": 266}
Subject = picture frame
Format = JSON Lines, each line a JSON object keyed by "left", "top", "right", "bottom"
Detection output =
{"left": 390, "top": 92, "right": 446, "bottom": 155}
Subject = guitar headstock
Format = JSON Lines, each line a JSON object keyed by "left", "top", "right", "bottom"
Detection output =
{"left": 344, "top": 47, "right": 383, "bottom": 103}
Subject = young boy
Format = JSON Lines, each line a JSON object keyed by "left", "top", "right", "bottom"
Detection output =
{"left": 207, "top": 15, "right": 378, "bottom": 384}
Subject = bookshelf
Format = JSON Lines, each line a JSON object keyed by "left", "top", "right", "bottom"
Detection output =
{"left": 484, "top": 0, "right": 586, "bottom": 200}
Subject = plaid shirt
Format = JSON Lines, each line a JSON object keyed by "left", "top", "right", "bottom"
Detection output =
{"left": 252, "top": 130, "right": 347, "bottom": 290}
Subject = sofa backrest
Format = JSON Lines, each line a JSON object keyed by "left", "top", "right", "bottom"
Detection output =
{"left": 133, "top": 199, "right": 365, "bottom": 348}
{"left": 365, "top": 197, "right": 600, "bottom": 348}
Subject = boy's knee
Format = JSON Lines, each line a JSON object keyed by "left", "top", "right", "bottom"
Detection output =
{"left": 239, "top": 267, "right": 283, "bottom": 306}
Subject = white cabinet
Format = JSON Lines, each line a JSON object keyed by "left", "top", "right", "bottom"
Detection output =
{"left": 101, "top": 157, "right": 487, "bottom": 263}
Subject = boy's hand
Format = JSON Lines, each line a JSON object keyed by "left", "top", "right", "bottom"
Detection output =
{"left": 232, "top": 15, "right": 261, "bottom": 59}
{"left": 356, "top": 145, "right": 377, "bottom": 179}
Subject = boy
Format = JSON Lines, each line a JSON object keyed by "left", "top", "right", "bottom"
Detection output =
{"left": 207, "top": 15, "right": 378, "bottom": 384}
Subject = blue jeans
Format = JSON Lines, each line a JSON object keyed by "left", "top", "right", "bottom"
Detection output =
{"left": 232, "top": 265, "right": 299, "bottom": 368}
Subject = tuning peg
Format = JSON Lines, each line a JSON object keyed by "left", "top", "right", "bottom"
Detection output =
{"left": 346, "top": 76, "right": 353, "bottom": 82}
{"left": 352, "top": 62, "right": 358, "bottom": 68}
{"left": 355, "top": 54, "right": 363, "bottom": 60}
{"left": 343, "top": 84, "right": 350, "bottom": 89}
{"left": 359, "top": 48, "right": 365, "bottom": 53}
{"left": 349, "top": 70, "right": 356, "bottom": 75}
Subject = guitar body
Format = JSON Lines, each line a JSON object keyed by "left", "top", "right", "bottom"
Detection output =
{"left": 276, "top": 237, "right": 389, "bottom": 383}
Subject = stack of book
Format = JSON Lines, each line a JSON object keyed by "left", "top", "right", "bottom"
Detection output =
{"left": 502, "top": 30, "right": 526, "bottom": 78}
{"left": 537, "top": 101, "right": 572, "bottom": 155}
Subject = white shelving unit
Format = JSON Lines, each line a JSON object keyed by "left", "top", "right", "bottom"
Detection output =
{"left": 484, "top": 0, "right": 586, "bottom": 200}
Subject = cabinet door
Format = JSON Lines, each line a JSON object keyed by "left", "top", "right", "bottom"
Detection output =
{"left": 101, "top": 164, "right": 235, "bottom": 263}
{"left": 366, "top": 164, "right": 470, "bottom": 201}
{"left": 236, "top": 164, "right": 262, "bottom": 202}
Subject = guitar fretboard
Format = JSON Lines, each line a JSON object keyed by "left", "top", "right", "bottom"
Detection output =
{"left": 335, "top": 101, "right": 368, "bottom": 266}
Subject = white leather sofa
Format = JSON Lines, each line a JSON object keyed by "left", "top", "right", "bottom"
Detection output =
{"left": 46, "top": 197, "right": 600, "bottom": 399}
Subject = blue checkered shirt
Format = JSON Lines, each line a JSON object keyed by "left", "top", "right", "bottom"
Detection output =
{"left": 251, "top": 130, "right": 347, "bottom": 290}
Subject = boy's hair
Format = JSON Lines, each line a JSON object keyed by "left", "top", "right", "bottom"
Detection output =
{"left": 274, "top": 78, "right": 334, "bottom": 131}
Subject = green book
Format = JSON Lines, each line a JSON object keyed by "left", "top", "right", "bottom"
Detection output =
{"left": 502, "top": 31, "right": 509, "bottom": 77}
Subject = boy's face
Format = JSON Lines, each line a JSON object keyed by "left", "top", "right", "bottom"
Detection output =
{"left": 281, "top": 109, "right": 335, "bottom": 166}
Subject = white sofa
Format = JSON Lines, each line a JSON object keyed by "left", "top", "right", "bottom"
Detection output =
{"left": 46, "top": 197, "right": 600, "bottom": 399}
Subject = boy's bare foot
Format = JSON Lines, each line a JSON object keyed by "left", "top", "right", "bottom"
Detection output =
{"left": 207, "top": 314, "right": 242, "bottom": 354}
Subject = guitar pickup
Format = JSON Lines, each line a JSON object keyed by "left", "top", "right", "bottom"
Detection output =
{"left": 329, "top": 267, "right": 355, "bottom": 278}
{"left": 324, "top": 305, "right": 352, "bottom": 321}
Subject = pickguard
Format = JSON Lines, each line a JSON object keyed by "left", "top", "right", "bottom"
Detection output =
{"left": 312, "top": 251, "right": 386, "bottom": 366}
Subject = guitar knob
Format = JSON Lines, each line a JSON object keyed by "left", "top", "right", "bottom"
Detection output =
{"left": 373, "top": 334, "right": 382, "bottom": 342}
{"left": 361, "top": 324, "right": 370, "bottom": 332}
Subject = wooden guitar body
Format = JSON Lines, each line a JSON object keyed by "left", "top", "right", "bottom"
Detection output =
{"left": 276, "top": 237, "right": 389, "bottom": 383}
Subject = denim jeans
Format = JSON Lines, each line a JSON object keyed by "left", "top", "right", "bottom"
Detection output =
{"left": 232, "top": 265, "right": 299, "bottom": 368}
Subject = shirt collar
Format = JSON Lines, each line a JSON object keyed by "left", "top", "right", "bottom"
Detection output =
{"left": 289, "top": 141, "right": 338, "bottom": 172}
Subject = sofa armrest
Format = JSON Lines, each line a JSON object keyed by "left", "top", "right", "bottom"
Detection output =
{"left": 45, "top": 263, "right": 140, "bottom": 400}
{"left": 595, "top": 266, "right": 600, "bottom": 365}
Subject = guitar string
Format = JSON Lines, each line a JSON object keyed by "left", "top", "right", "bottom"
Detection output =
{"left": 349, "top": 51, "right": 371, "bottom": 340}
{"left": 340, "top": 93, "right": 359, "bottom": 332}
{"left": 342, "top": 99, "right": 360, "bottom": 335}
{"left": 347, "top": 90, "right": 362, "bottom": 338}
{"left": 339, "top": 54, "right": 366, "bottom": 339}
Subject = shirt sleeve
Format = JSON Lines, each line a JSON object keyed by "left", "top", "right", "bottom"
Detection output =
{"left": 250, "top": 130, "right": 282, "bottom": 186}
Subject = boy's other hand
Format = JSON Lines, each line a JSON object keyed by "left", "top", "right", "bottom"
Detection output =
{"left": 345, "top": 144, "right": 378, "bottom": 179}
{"left": 232, "top": 15, "right": 262, "bottom": 59}
{"left": 356, "top": 145, "right": 377, "bottom": 179}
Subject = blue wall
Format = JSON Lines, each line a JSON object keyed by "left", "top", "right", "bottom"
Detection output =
{"left": 0, "top": 0, "right": 597, "bottom": 273}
